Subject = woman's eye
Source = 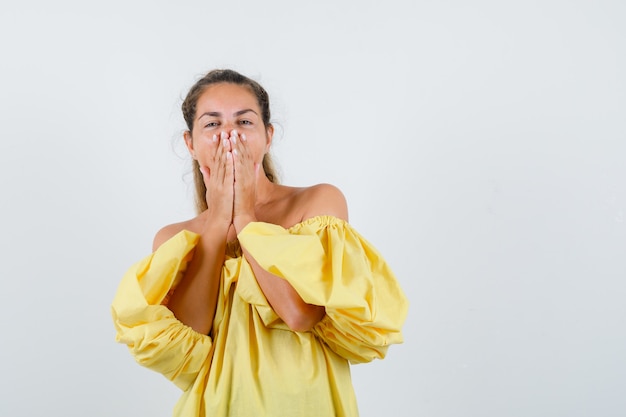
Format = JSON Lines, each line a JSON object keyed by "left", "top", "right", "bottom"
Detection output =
{"left": 239, "top": 120, "right": 252, "bottom": 125}
{"left": 204, "top": 121, "right": 219, "bottom": 128}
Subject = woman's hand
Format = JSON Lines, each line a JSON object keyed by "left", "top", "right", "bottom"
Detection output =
{"left": 231, "top": 130, "right": 258, "bottom": 232}
{"left": 199, "top": 131, "right": 235, "bottom": 230}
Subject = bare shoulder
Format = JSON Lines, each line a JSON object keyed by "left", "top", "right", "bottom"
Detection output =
{"left": 152, "top": 218, "right": 196, "bottom": 252}
{"left": 298, "top": 183, "right": 349, "bottom": 222}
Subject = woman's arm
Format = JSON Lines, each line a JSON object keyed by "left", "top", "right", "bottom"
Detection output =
{"left": 152, "top": 220, "right": 228, "bottom": 335}
{"left": 235, "top": 184, "right": 349, "bottom": 332}
{"left": 240, "top": 244, "right": 326, "bottom": 332}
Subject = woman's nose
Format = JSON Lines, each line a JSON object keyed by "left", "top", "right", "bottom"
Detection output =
{"left": 221, "top": 124, "right": 236, "bottom": 136}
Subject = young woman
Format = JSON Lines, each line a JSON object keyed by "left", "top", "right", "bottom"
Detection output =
{"left": 111, "top": 69, "right": 408, "bottom": 417}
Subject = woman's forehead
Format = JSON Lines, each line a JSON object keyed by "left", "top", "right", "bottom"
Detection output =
{"left": 197, "top": 83, "right": 257, "bottom": 107}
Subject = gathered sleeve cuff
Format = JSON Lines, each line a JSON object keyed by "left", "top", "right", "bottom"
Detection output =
{"left": 237, "top": 216, "right": 409, "bottom": 364}
{"left": 111, "top": 230, "right": 213, "bottom": 391}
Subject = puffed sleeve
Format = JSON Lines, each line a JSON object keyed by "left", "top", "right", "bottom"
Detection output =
{"left": 237, "top": 216, "right": 408, "bottom": 364}
{"left": 111, "top": 230, "right": 213, "bottom": 391}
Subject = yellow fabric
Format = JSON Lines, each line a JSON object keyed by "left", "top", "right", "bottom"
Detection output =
{"left": 111, "top": 216, "right": 408, "bottom": 417}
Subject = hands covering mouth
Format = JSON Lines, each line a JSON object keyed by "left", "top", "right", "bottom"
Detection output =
{"left": 198, "top": 129, "right": 260, "bottom": 233}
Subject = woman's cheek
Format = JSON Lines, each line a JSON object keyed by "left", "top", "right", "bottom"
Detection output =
{"left": 244, "top": 131, "right": 266, "bottom": 147}
{"left": 192, "top": 145, "right": 211, "bottom": 166}
{"left": 244, "top": 134, "right": 266, "bottom": 158}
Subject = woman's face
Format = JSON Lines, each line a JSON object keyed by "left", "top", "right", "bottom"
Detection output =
{"left": 184, "top": 82, "right": 273, "bottom": 167}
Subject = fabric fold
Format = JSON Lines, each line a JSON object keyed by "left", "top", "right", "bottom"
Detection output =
{"left": 237, "top": 216, "right": 408, "bottom": 364}
{"left": 111, "top": 230, "right": 213, "bottom": 391}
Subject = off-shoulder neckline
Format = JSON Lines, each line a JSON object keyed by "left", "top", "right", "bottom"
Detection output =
{"left": 178, "top": 215, "right": 348, "bottom": 245}
{"left": 217, "top": 216, "right": 347, "bottom": 256}
{"left": 287, "top": 214, "right": 348, "bottom": 231}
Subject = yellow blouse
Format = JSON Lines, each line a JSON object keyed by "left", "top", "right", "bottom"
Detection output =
{"left": 111, "top": 216, "right": 408, "bottom": 417}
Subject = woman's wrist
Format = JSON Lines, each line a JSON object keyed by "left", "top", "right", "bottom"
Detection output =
{"left": 233, "top": 214, "right": 257, "bottom": 234}
{"left": 199, "top": 211, "right": 231, "bottom": 240}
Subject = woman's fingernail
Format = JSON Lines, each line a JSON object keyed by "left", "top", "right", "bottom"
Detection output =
{"left": 212, "top": 134, "right": 217, "bottom": 142}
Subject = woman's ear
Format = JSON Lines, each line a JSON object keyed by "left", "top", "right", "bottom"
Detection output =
{"left": 265, "top": 124, "right": 274, "bottom": 153}
{"left": 184, "top": 131, "right": 196, "bottom": 159}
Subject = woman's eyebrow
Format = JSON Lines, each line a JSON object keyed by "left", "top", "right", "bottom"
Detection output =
{"left": 233, "top": 109, "right": 258, "bottom": 117}
{"left": 197, "top": 111, "right": 221, "bottom": 120}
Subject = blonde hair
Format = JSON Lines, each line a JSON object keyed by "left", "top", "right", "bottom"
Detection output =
{"left": 181, "top": 69, "right": 279, "bottom": 214}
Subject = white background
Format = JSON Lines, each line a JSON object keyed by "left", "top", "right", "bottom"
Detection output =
{"left": 1, "top": 1, "right": 625, "bottom": 416}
